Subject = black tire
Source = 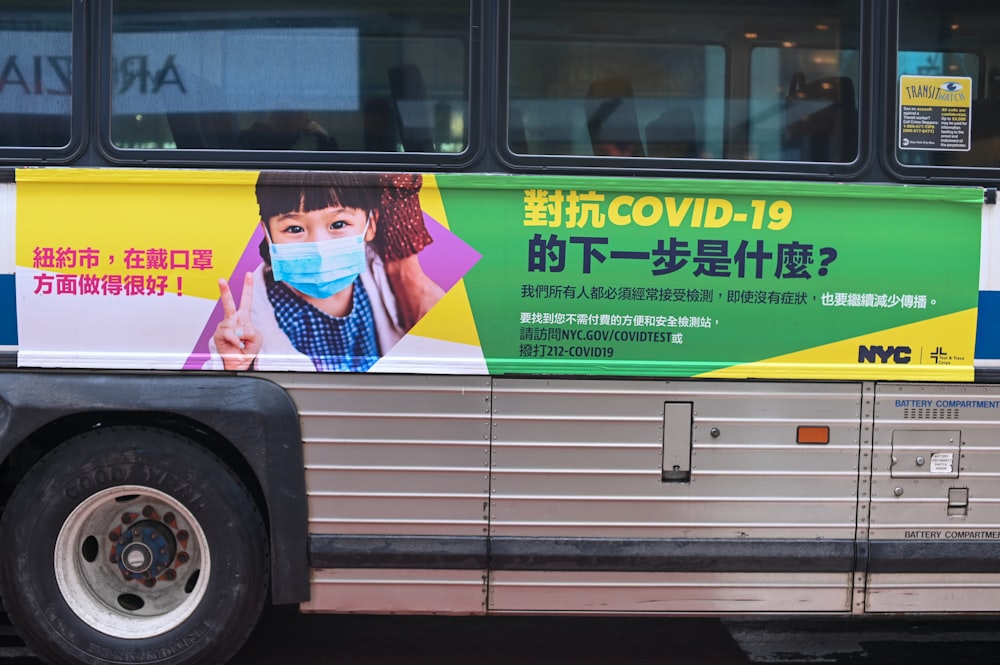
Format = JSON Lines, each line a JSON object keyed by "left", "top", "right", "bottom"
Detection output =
{"left": 0, "top": 426, "right": 270, "bottom": 665}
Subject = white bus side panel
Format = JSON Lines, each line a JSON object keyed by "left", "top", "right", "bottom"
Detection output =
{"left": 868, "top": 383, "right": 1000, "bottom": 612}
{"left": 0, "top": 182, "right": 13, "bottom": 275}
{"left": 302, "top": 569, "right": 487, "bottom": 614}
{"left": 0, "top": 182, "right": 15, "bottom": 360}
{"left": 867, "top": 573, "right": 1000, "bottom": 613}
{"left": 273, "top": 373, "right": 491, "bottom": 537}
{"left": 489, "top": 378, "right": 862, "bottom": 541}
{"left": 489, "top": 571, "right": 852, "bottom": 614}
{"left": 270, "top": 373, "right": 491, "bottom": 613}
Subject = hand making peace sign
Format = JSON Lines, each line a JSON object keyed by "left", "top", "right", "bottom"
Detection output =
{"left": 213, "top": 272, "right": 263, "bottom": 371}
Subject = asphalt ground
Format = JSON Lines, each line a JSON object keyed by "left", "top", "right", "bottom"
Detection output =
{"left": 5, "top": 608, "right": 1000, "bottom": 664}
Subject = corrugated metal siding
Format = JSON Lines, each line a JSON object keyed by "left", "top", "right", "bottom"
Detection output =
{"left": 490, "top": 378, "right": 862, "bottom": 540}
{"left": 270, "top": 373, "right": 492, "bottom": 537}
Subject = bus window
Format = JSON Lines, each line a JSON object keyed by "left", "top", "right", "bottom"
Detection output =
{"left": 0, "top": 1, "right": 73, "bottom": 149}
{"left": 506, "top": 0, "right": 860, "bottom": 163}
{"left": 109, "top": 0, "right": 470, "bottom": 154}
{"left": 750, "top": 50, "right": 859, "bottom": 162}
{"left": 896, "top": 1, "right": 1000, "bottom": 168}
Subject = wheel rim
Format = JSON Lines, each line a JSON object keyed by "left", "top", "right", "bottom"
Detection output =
{"left": 54, "top": 485, "right": 211, "bottom": 639}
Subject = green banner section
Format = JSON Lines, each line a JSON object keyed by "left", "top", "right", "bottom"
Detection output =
{"left": 439, "top": 175, "right": 981, "bottom": 379}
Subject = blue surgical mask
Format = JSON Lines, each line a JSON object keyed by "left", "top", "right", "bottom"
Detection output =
{"left": 268, "top": 221, "right": 368, "bottom": 299}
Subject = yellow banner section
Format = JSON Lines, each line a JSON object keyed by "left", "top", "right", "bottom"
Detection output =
{"left": 699, "top": 309, "right": 977, "bottom": 382}
{"left": 409, "top": 278, "right": 481, "bottom": 347}
{"left": 16, "top": 169, "right": 258, "bottom": 301}
{"left": 419, "top": 174, "right": 450, "bottom": 231}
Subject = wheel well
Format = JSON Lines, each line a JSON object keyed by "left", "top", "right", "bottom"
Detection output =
{"left": 0, "top": 372, "right": 308, "bottom": 605}
{"left": 0, "top": 410, "right": 270, "bottom": 538}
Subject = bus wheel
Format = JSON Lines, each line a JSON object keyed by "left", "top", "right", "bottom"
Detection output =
{"left": 0, "top": 426, "right": 270, "bottom": 665}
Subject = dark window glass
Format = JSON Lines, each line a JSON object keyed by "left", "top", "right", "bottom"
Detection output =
{"left": 508, "top": 0, "right": 860, "bottom": 163}
{"left": 110, "top": 0, "right": 470, "bottom": 153}
{"left": 896, "top": 0, "right": 1000, "bottom": 168}
{"left": 0, "top": 1, "right": 73, "bottom": 148}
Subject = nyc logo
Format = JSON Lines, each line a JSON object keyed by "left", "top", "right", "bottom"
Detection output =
{"left": 858, "top": 345, "right": 911, "bottom": 364}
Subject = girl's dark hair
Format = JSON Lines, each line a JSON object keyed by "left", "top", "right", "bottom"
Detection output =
{"left": 255, "top": 171, "right": 382, "bottom": 222}
{"left": 256, "top": 171, "right": 383, "bottom": 265}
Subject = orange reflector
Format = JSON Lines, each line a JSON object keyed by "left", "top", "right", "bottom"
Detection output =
{"left": 797, "top": 426, "right": 830, "bottom": 444}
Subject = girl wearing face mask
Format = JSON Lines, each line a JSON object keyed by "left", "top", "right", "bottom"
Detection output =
{"left": 207, "top": 171, "right": 431, "bottom": 372}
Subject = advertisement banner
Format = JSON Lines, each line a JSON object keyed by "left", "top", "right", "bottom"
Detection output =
{"left": 14, "top": 169, "right": 982, "bottom": 380}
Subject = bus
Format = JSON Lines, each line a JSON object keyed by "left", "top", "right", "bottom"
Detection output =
{"left": 1, "top": 0, "right": 999, "bottom": 663}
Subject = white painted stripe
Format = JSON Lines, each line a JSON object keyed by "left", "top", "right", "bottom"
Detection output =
{"left": 0, "top": 182, "right": 14, "bottom": 274}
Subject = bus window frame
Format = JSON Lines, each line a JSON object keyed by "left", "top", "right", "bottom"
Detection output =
{"left": 495, "top": 0, "right": 872, "bottom": 180}
{"left": 882, "top": 0, "right": 1000, "bottom": 184}
{"left": 94, "top": 0, "right": 485, "bottom": 170}
{"left": 0, "top": 0, "right": 86, "bottom": 164}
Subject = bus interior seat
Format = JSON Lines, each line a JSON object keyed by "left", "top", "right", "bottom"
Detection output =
{"left": 585, "top": 75, "right": 645, "bottom": 157}
{"left": 0, "top": 114, "right": 71, "bottom": 148}
{"left": 363, "top": 97, "right": 396, "bottom": 152}
{"left": 167, "top": 112, "right": 238, "bottom": 150}
{"left": 970, "top": 99, "right": 1000, "bottom": 165}
{"left": 508, "top": 106, "right": 530, "bottom": 154}
{"left": 964, "top": 67, "right": 1000, "bottom": 165}
{"left": 783, "top": 73, "right": 858, "bottom": 162}
{"left": 947, "top": 98, "right": 1000, "bottom": 167}
{"left": 645, "top": 106, "right": 699, "bottom": 158}
{"left": 387, "top": 63, "right": 436, "bottom": 152}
